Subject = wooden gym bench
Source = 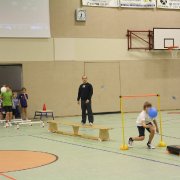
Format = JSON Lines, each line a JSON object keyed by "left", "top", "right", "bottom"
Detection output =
{"left": 47, "top": 120, "right": 113, "bottom": 141}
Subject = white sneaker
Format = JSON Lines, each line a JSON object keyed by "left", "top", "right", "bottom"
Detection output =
{"left": 147, "top": 143, "right": 155, "bottom": 149}
{"left": 81, "top": 122, "right": 85, "bottom": 126}
{"left": 8, "top": 122, "right": 12, "bottom": 127}
{"left": 89, "top": 122, "right": 93, "bottom": 126}
{"left": 4, "top": 123, "right": 9, "bottom": 128}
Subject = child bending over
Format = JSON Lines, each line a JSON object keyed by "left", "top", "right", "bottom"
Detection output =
{"left": 128, "top": 102, "right": 159, "bottom": 149}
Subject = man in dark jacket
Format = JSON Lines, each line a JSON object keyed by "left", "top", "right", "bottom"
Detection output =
{"left": 77, "top": 75, "right": 94, "bottom": 125}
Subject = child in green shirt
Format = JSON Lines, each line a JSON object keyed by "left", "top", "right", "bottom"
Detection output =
{"left": 0, "top": 95, "right": 3, "bottom": 120}
{"left": 1, "top": 85, "right": 13, "bottom": 127}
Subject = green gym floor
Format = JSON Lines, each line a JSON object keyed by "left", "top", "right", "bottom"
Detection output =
{"left": 0, "top": 111, "right": 179, "bottom": 180}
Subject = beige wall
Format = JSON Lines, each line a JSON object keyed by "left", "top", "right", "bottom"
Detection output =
{"left": 85, "top": 62, "right": 121, "bottom": 112}
{"left": 0, "top": 37, "right": 179, "bottom": 62}
{"left": 21, "top": 60, "right": 180, "bottom": 117}
{"left": 0, "top": 51, "right": 179, "bottom": 117}
{"left": 54, "top": 38, "right": 179, "bottom": 61}
{"left": 0, "top": 0, "right": 180, "bottom": 117}
{"left": 50, "top": 0, "right": 180, "bottom": 38}
{"left": 120, "top": 60, "right": 180, "bottom": 111}
{"left": 23, "top": 61, "right": 84, "bottom": 116}
{"left": 0, "top": 38, "right": 54, "bottom": 62}
{"left": 0, "top": 0, "right": 179, "bottom": 62}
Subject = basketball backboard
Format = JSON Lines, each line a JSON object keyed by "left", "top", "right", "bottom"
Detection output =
{"left": 153, "top": 28, "right": 180, "bottom": 50}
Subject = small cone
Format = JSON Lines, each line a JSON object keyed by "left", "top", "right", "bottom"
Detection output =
{"left": 43, "top": 104, "right": 46, "bottom": 111}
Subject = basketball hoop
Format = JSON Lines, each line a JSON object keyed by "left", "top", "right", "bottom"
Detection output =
{"left": 167, "top": 46, "right": 179, "bottom": 59}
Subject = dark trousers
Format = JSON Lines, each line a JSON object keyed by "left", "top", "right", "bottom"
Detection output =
{"left": 12, "top": 106, "right": 21, "bottom": 119}
{"left": 81, "top": 100, "right": 94, "bottom": 123}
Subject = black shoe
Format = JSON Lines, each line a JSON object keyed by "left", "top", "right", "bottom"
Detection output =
{"left": 128, "top": 137, "right": 133, "bottom": 148}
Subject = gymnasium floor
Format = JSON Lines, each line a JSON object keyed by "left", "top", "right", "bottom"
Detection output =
{"left": 0, "top": 111, "right": 179, "bottom": 180}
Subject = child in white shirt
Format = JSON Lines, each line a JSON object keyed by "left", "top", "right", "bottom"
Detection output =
{"left": 128, "top": 102, "right": 159, "bottom": 149}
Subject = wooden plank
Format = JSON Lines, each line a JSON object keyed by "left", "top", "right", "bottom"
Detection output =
{"left": 56, "top": 130, "right": 99, "bottom": 141}
{"left": 47, "top": 120, "right": 113, "bottom": 130}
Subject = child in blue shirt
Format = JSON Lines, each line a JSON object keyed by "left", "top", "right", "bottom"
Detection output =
{"left": 18, "top": 87, "right": 28, "bottom": 120}
{"left": 12, "top": 92, "right": 20, "bottom": 119}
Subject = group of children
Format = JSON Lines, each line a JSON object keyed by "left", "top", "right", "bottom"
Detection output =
{"left": 0, "top": 85, "right": 28, "bottom": 127}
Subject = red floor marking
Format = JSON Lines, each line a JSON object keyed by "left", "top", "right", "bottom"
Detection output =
{"left": 0, "top": 173, "right": 16, "bottom": 180}
{"left": 0, "top": 150, "right": 58, "bottom": 173}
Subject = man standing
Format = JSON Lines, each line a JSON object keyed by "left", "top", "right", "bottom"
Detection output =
{"left": 77, "top": 75, "right": 94, "bottom": 125}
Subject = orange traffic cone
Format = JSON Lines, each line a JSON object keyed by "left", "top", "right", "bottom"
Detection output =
{"left": 43, "top": 104, "right": 47, "bottom": 111}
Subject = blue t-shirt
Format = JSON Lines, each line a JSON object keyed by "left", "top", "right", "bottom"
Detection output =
{"left": 18, "top": 93, "right": 28, "bottom": 107}
{"left": 12, "top": 98, "right": 19, "bottom": 109}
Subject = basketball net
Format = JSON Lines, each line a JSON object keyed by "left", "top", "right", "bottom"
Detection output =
{"left": 167, "top": 46, "right": 179, "bottom": 59}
